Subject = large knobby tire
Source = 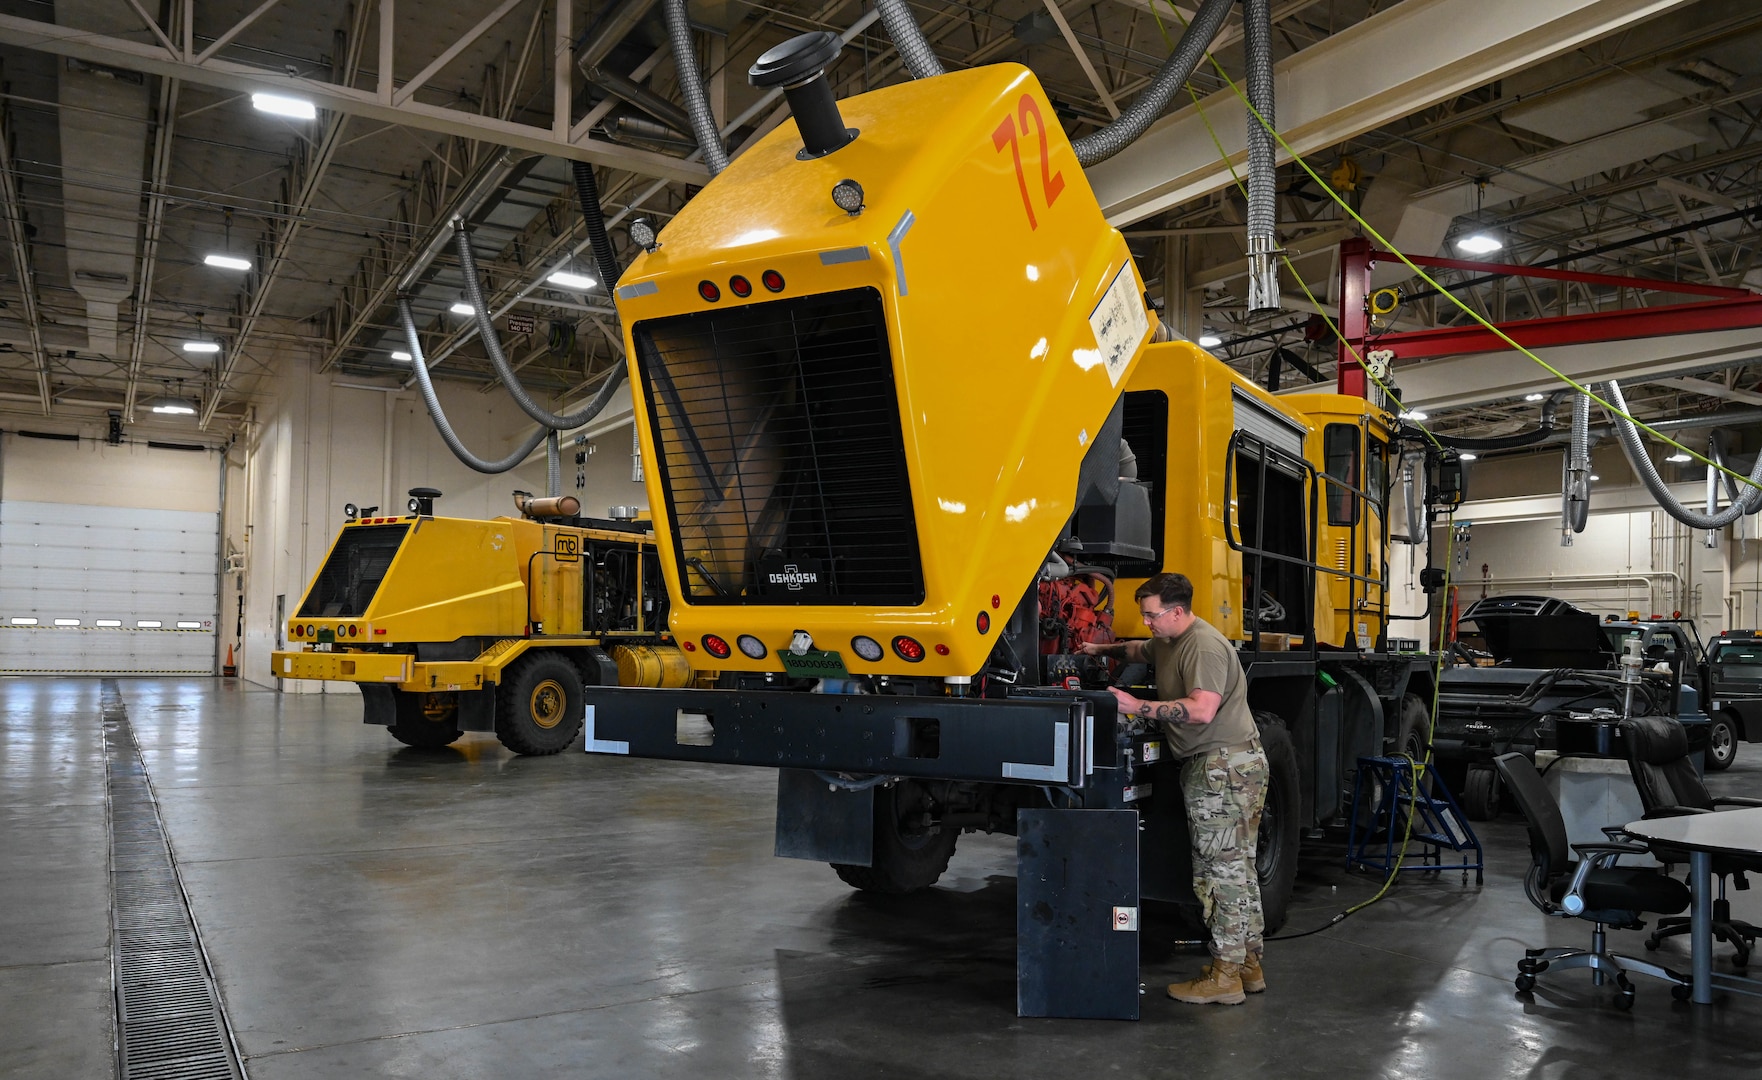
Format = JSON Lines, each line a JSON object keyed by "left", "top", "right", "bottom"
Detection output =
{"left": 1254, "top": 711, "right": 1302, "bottom": 935}
{"left": 387, "top": 690, "right": 462, "bottom": 748}
{"left": 495, "top": 652, "right": 585, "bottom": 755}
{"left": 1460, "top": 764, "right": 1501, "bottom": 821}
{"left": 1394, "top": 693, "right": 1430, "bottom": 764}
{"left": 1706, "top": 714, "right": 1738, "bottom": 772}
{"left": 832, "top": 780, "right": 958, "bottom": 894}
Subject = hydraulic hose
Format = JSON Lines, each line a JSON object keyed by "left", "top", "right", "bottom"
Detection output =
{"left": 398, "top": 296, "right": 550, "bottom": 474}
{"left": 1070, "top": 0, "right": 1234, "bottom": 166}
{"left": 455, "top": 227, "right": 629, "bottom": 431}
{"left": 1242, "top": 0, "right": 1278, "bottom": 314}
{"left": 570, "top": 160, "right": 624, "bottom": 292}
{"left": 875, "top": 0, "right": 944, "bottom": 79}
{"left": 662, "top": 0, "right": 728, "bottom": 175}
{"left": 1436, "top": 390, "right": 1568, "bottom": 452}
{"left": 1604, "top": 379, "right": 1762, "bottom": 528}
{"left": 1563, "top": 392, "right": 1591, "bottom": 535}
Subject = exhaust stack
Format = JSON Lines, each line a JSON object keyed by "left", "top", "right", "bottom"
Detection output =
{"left": 750, "top": 31, "right": 856, "bottom": 159}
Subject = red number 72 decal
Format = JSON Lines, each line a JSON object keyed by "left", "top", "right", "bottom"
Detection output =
{"left": 992, "top": 93, "right": 1066, "bottom": 231}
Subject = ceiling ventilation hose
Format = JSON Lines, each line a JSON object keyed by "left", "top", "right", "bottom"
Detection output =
{"left": 398, "top": 296, "right": 550, "bottom": 473}
{"left": 875, "top": 0, "right": 944, "bottom": 79}
{"left": 546, "top": 430, "right": 562, "bottom": 498}
{"left": 1242, "top": 0, "right": 1278, "bottom": 314}
{"left": 1561, "top": 391, "right": 1591, "bottom": 541}
{"left": 455, "top": 227, "right": 628, "bottom": 430}
{"left": 662, "top": 0, "right": 729, "bottom": 175}
{"left": 570, "top": 160, "right": 624, "bottom": 293}
{"left": 1605, "top": 379, "right": 1762, "bottom": 528}
{"left": 1436, "top": 390, "right": 1568, "bottom": 452}
{"left": 1070, "top": 0, "right": 1234, "bottom": 166}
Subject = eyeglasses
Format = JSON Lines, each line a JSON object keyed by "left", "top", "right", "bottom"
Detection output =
{"left": 1141, "top": 606, "right": 1178, "bottom": 624}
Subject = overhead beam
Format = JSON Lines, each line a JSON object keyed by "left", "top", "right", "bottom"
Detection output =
{"left": 0, "top": 12, "right": 707, "bottom": 184}
{"left": 1086, "top": 0, "right": 1692, "bottom": 226}
{"left": 1395, "top": 323, "right": 1762, "bottom": 412}
{"left": 1648, "top": 376, "right": 1762, "bottom": 408}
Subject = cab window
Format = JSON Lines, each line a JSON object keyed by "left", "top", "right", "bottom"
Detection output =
{"left": 1366, "top": 434, "right": 1388, "bottom": 509}
{"left": 1324, "top": 423, "right": 1359, "bottom": 526}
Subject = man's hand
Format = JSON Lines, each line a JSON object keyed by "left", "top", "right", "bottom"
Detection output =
{"left": 1077, "top": 641, "right": 1111, "bottom": 657}
{"left": 1107, "top": 686, "right": 1146, "bottom": 714}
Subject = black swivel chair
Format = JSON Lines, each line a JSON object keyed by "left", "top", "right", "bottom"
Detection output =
{"left": 1621, "top": 715, "right": 1762, "bottom": 966}
{"left": 1493, "top": 752, "right": 1690, "bottom": 1008}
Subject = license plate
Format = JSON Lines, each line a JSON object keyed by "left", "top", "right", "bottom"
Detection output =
{"left": 779, "top": 648, "right": 851, "bottom": 680}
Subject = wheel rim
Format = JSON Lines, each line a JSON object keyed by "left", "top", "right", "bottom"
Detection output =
{"left": 528, "top": 678, "right": 566, "bottom": 729}
{"left": 1711, "top": 722, "right": 1733, "bottom": 761}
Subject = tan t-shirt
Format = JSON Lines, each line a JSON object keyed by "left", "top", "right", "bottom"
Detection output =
{"left": 1144, "top": 617, "right": 1258, "bottom": 758}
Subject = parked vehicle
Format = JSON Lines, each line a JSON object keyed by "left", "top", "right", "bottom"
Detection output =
{"left": 1701, "top": 629, "right": 1762, "bottom": 770}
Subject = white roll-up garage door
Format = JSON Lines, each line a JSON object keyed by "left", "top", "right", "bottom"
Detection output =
{"left": 0, "top": 437, "right": 221, "bottom": 676}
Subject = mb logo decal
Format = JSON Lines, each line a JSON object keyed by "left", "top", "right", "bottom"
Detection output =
{"left": 554, "top": 535, "right": 580, "bottom": 561}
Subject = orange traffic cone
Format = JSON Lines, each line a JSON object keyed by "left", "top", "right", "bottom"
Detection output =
{"left": 223, "top": 643, "right": 238, "bottom": 678}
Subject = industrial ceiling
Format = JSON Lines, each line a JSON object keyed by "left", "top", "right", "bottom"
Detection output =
{"left": 0, "top": 0, "right": 1757, "bottom": 443}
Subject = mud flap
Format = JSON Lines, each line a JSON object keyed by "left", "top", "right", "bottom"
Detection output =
{"left": 360, "top": 684, "right": 395, "bottom": 727}
{"left": 457, "top": 688, "right": 495, "bottom": 732}
{"left": 1017, "top": 808, "right": 1141, "bottom": 1020}
{"left": 774, "top": 768, "right": 874, "bottom": 865}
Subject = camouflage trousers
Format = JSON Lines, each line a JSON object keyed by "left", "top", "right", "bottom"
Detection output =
{"left": 1178, "top": 736, "right": 1270, "bottom": 964}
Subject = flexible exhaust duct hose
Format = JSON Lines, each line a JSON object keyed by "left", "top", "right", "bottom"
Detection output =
{"left": 455, "top": 228, "right": 629, "bottom": 431}
{"left": 398, "top": 296, "right": 550, "bottom": 474}
{"left": 875, "top": 0, "right": 945, "bottom": 79}
{"left": 662, "top": 0, "right": 729, "bottom": 175}
{"left": 1437, "top": 390, "right": 1569, "bottom": 452}
{"left": 570, "top": 160, "right": 624, "bottom": 292}
{"left": 1562, "top": 391, "right": 1591, "bottom": 534}
{"left": 1071, "top": 0, "right": 1234, "bottom": 166}
{"left": 1242, "top": 0, "right": 1278, "bottom": 313}
{"left": 1605, "top": 379, "right": 1762, "bottom": 529}
{"left": 546, "top": 430, "right": 562, "bottom": 497}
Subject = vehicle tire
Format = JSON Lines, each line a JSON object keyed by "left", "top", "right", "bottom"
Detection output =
{"left": 1460, "top": 764, "right": 1501, "bottom": 821}
{"left": 387, "top": 690, "right": 462, "bottom": 748}
{"left": 832, "top": 780, "right": 958, "bottom": 894}
{"left": 1706, "top": 714, "right": 1738, "bottom": 772}
{"left": 495, "top": 652, "right": 585, "bottom": 755}
{"left": 1395, "top": 693, "right": 1430, "bottom": 764}
{"left": 1254, "top": 711, "right": 1302, "bottom": 935}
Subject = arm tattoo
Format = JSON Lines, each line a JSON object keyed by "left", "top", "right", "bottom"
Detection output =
{"left": 1148, "top": 701, "right": 1190, "bottom": 725}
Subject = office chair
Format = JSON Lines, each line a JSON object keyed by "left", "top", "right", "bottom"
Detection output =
{"left": 1493, "top": 752, "right": 1690, "bottom": 1008}
{"left": 1621, "top": 715, "right": 1762, "bottom": 966}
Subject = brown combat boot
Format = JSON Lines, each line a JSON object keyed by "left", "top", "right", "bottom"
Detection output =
{"left": 1167, "top": 960, "right": 1247, "bottom": 1005}
{"left": 1240, "top": 954, "right": 1267, "bottom": 993}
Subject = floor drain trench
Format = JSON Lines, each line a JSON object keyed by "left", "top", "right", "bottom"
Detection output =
{"left": 103, "top": 680, "right": 248, "bottom": 1080}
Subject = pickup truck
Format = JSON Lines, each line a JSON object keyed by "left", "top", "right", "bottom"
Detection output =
{"left": 1700, "top": 629, "right": 1762, "bottom": 770}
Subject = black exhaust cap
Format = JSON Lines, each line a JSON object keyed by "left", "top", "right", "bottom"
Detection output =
{"left": 749, "top": 31, "right": 856, "bottom": 160}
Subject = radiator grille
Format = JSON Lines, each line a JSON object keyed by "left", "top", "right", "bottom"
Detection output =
{"left": 297, "top": 523, "right": 409, "bottom": 617}
{"left": 634, "top": 288, "right": 923, "bottom": 605}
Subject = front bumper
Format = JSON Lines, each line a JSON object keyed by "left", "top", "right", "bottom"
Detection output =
{"left": 271, "top": 649, "right": 414, "bottom": 684}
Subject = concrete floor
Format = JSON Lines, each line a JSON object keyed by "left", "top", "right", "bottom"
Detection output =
{"left": 3, "top": 676, "right": 1760, "bottom": 1079}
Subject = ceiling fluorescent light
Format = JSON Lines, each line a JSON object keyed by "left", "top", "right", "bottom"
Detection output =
{"left": 1457, "top": 452, "right": 1478, "bottom": 461}
{"left": 1399, "top": 410, "right": 1429, "bottom": 421}
{"left": 1523, "top": 392, "right": 1546, "bottom": 402}
{"left": 204, "top": 254, "right": 251, "bottom": 271}
{"left": 547, "top": 270, "right": 596, "bottom": 290}
{"left": 449, "top": 302, "right": 476, "bottom": 316}
{"left": 252, "top": 92, "right": 317, "bottom": 119}
{"left": 182, "top": 341, "right": 221, "bottom": 354}
{"left": 1197, "top": 334, "right": 1223, "bottom": 348}
{"left": 151, "top": 399, "right": 196, "bottom": 415}
{"left": 1455, "top": 233, "right": 1502, "bottom": 255}
{"left": 1666, "top": 452, "right": 1692, "bottom": 463}
{"left": 390, "top": 350, "right": 412, "bottom": 362}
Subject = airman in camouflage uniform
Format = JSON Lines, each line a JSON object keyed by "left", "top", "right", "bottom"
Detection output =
{"left": 1082, "top": 571, "right": 1271, "bottom": 1005}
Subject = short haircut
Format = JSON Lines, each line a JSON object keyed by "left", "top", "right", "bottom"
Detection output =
{"left": 1135, "top": 572, "right": 1194, "bottom": 612}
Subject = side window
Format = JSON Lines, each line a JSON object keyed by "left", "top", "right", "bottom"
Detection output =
{"left": 1366, "top": 434, "right": 1388, "bottom": 510}
{"left": 1323, "top": 423, "right": 1359, "bottom": 526}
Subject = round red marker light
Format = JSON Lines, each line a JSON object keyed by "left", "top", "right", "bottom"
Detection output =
{"left": 682, "top": 640, "right": 696, "bottom": 652}
{"left": 934, "top": 644, "right": 950, "bottom": 656}
{"left": 991, "top": 594, "right": 1001, "bottom": 609}
{"left": 703, "top": 634, "right": 732, "bottom": 659}
{"left": 892, "top": 636, "right": 925, "bottom": 662}
{"left": 292, "top": 624, "right": 302, "bottom": 638}
{"left": 729, "top": 275, "right": 752, "bottom": 298}
{"left": 977, "top": 612, "right": 990, "bottom": 634}
{"left": 761, "top": 269, "right": 785, "bottom": 292}
{"left": 347, "top": 624, "right": 358, "bottom": 637}
{"left": 698, "top": 280, "right": 721, "bottom": 302}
